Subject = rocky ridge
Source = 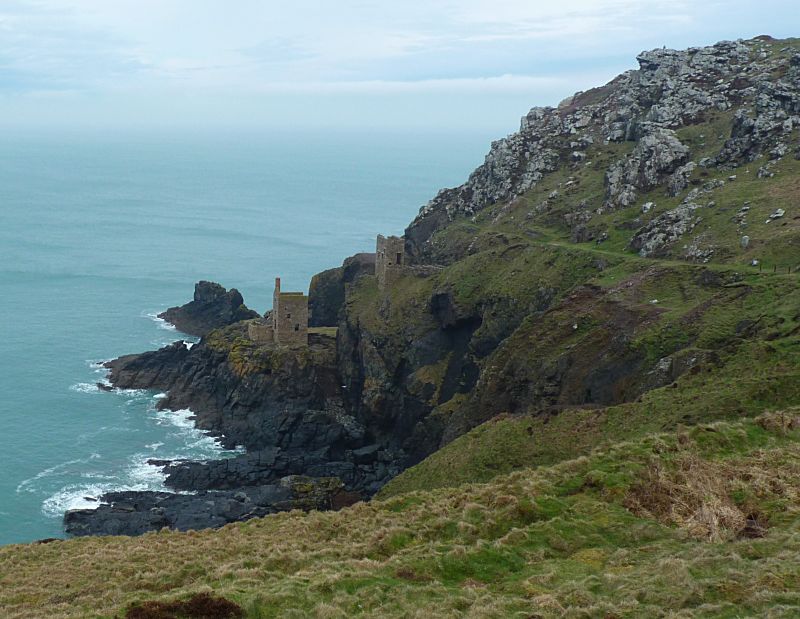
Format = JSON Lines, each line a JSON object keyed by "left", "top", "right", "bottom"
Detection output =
{"left": 66, "top": 36, "right": 800, "bottom": 537}
{"left": 406, "top": 36, "right": 800, "bottom": 263}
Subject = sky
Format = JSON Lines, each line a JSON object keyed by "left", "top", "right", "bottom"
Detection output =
{"left": 0, "top": 0, "right": 797, "bottom": 133}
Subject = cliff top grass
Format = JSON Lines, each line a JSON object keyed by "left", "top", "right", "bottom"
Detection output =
{"left": 380, "top": 266, "right": 800, "bottom": 498}
{"left": 3, "top": 411, "right": 800, "bottom": 618}
{"left": 205, "top": 322, "right": 335, "bottom": 377}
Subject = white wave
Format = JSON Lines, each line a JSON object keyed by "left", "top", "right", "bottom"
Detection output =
{"left": 128, "top": 457, "right": 169, "bottom": 486}
{"left": 153, "top": 392, "right": 168, "bottom": 400}
{"left": 69, "top": 382, "right": 102, "bottom": 394}
{"left": 42, "top": 486, "right": 110, "bottom": 517}
{"left": 185, "top": 341, "right": 196, "bottom": 350}
{"left": 154, "top": 408, "right": 197, "bottom": 430}
{"left": 144, "top": 310, "right": 177, "bottom": 332}
{"left": 145, "top": 442, "right": 164, "bottom": 451}
{"left": 114, "top": 388, "right": 150, "bottom": 398}
{"left": 151, "top": 408, "right": 242, "bottom": 458}
{"left": 41, "top": 455, "right": 168, "bottom": 519}
{"left": 80, "top": 472, "right": 116, "bottom": 480}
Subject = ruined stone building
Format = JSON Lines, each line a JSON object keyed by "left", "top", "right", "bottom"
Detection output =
{"left": 247, "top": 277, "right": 308, "bottom": 347}
{"left": 376, "top": 234, "right": 405, "bottom": 290}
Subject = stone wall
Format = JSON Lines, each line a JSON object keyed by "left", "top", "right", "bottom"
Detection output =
{"left": 376, "top": 235, "right": 405, "bottom": 290}
{"left": 272, "top": 278, "right": 308, "bottom": 346}
{"left": 247, "top": 319, "right": 274, "bottom": 345}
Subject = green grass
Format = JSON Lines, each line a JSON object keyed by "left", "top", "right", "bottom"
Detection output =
{"left": 380, "top": 266, "right": 800, "bottom": 499}
{"left": 4, "top": 412, "right": 800, "bottom": 618}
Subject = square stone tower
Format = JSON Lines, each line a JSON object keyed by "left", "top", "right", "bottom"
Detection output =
{"left": 376, "top": 234, "right": 405, "bottom": 290}
{"left": 272, "top": 277, "right": 308, "bottom": 346}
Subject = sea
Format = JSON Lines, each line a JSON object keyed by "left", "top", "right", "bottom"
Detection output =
{"left": 0, "top": 127, "right": 494, "bottom": 545}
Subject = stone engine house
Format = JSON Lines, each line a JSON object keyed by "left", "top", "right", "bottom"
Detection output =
{"left": 376, "top": 234, "right": 405, "bottom": 290}
{"left": 248, "top": 277, "right": 308, "bottom": 347}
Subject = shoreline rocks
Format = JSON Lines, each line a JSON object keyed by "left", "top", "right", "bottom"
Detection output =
{"left": 158, "top": 281, "right": 259, "bottom": 337}
{"left": 65, "top": 316, "right": 404, "bottom": 536}
{"left": 64, "top": 476, "right": 355, "bottom": 537}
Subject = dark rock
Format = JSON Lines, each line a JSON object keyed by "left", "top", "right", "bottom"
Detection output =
{"left": 571, "top": 224, "right": 594, "bottom": 243}
{"left": 158, "top": 281, "right": 259, "bottom": 337}
{"left": 309, "top": 253, "right": 376, "bottom": 327}
{"left": 428, "top": 290, "right": 461, "bottom": 328}
{"left": 352, "top": 444, "right": 381, "bottom": 464}
{"left": 696, "top": 269, "right": 722, "bottom": 288}
{"left": 64, "top": 476, "right": 346, "bottom": 537}
{"left": 104, "top": 341, "right": 191, "bottom": 392}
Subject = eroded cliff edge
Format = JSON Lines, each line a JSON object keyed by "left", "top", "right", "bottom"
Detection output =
{"left": 66, "top": 35, "right": 800, "bottom": 536}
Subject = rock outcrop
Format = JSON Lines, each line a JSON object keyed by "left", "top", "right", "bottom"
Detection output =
{"left": 406, "top": 37, "right": 800, "bottom": 263}
{"left": 309, "top": 253, "right": 376, "bottom": 327}
{"left": 64, "top": 476, "right": 353, "bottom": 537}
{"left": 604, "top": 129, "right": 690, "bottom": 208}
{"left": 158, "top": 281, "right": 259, "bottom": 337}
{"left": 67, "top": 321, "right": 402, "bottom": 536}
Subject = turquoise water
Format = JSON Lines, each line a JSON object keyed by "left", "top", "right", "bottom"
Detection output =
{"left": 0, "top": 128, "right": 492, "bottom": 545}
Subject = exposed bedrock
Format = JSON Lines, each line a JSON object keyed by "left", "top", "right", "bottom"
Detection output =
{"left": 158, "top": 281, "right": 259, "bottom": 337}
{"left": 309, "top": 253, "right": 376, "bottom": 327}
{"left": 406, "top": 38, "right": 800, "bottom": 263}
{"left": 64, "top": 476, "right": 356, "bottom": 537}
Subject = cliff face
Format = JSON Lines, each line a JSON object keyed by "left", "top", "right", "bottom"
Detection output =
{"left": 70, "top": 36, "right": 800, "bottom": 536}
{"left": 406, "top": 36, "right": 800, "bottom": 263}
{"left": 105, "top": 322, "right": 401, "bottom": 496}
{"left": 326, "top": 35, "right": 800, "bottom": 465}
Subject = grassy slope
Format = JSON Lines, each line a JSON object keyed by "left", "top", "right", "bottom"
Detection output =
{"left": 373, "top": 65, "right": 800, "bottom": 495}
{"left": 3, "top": 412, "right": 800, "bottom": 618}
{"left": 379, "top": 268, "right": 800, "bottom": 498}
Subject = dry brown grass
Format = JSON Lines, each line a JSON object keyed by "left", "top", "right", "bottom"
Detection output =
{"left": 2, "top": 414, "right": 800, "bottom": 618}
{"left": 625, "top": 413, "right": 800, "bottom": 541}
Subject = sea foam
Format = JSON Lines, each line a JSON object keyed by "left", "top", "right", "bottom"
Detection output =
{"left": 144, "top": 310, "right": 177, "bottom": 332}
{"left": 41, "top": 455, "right": 168, "bottom": 518}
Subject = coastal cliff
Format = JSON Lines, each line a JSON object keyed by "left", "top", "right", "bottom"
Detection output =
{"left": 66, "top": 35, "right": 800, "bottom": 536}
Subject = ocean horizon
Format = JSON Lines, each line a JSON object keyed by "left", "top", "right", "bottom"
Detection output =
{"left": 0, "top": 126, "right": 495, "bottom": 545}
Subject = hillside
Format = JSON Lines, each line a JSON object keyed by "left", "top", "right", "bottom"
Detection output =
{"left": 3, "top": 412, "right": 800, "bottom": 617}
{"left": 2, "top": 34, "right": 800, "bottom": 617}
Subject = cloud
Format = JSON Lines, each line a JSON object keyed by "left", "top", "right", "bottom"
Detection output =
{"left": 0, "top": 0, "right": 796, "bottom": 127}
{"left": 0, "top": 1, "right": 145, "bottom": 91}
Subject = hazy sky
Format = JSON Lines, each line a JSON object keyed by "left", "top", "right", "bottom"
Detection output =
{"left": 0, "top": 0, "right": 796, "bottom": 132}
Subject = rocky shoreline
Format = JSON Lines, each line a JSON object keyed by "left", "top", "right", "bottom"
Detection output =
{"left": 64, "top": 281, "right": 401, "bottom": 536}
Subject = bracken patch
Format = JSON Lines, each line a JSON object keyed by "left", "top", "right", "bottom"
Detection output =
{"left": 125, "top": 593, "right": 244, "bottom": 619}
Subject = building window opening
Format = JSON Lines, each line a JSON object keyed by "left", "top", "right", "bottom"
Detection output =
{"left": 294, "top": 324, "right": 300, "bottom": 331}
{"left": 396, "top": 252, "right": 402, "bottom": 264}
